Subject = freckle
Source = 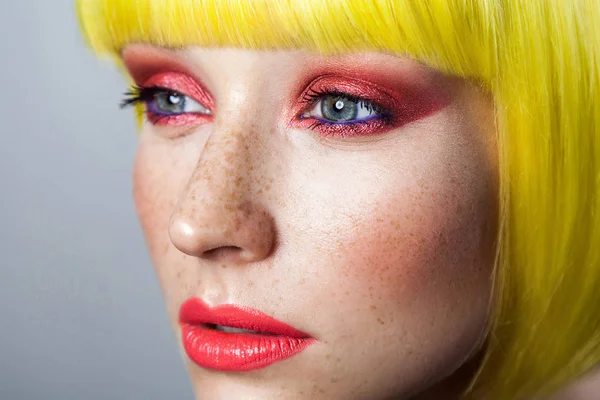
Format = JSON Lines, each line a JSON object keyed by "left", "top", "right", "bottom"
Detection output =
{"left": 377, "top": 318, "right": 385, "bottom": 325}
{"left": 325, "top": 354, "right": 331, "bottom": 360}
{"left": 247, "top": 281, "right": 254, "bottom": 287}
{"left": 220, "top": 264, "right": 227, "bottom": 269}
{"left": 299, "top": 278, "right": 306, "bottom": 285}
{"left": 336, "top": 357, "right": 341, "bottom": 362}
{"left": 272, "top": 279, "right": 280, "bottom": 287}
{"left": 370, "top": 305, "right": 376, "bottom": 310}
{"left": 331, "top": 377, "right": 339, "bottom": 383}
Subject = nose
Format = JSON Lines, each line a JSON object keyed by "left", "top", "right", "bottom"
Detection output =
{"left": 168, "top": 130, "right": 276, "bottom": 264}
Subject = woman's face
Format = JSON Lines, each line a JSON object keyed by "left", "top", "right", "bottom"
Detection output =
{"left": 124, "top": 45, "right": 498, "bottom": 399}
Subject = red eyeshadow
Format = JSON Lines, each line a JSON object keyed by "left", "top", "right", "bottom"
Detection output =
{"left": 137, "top": 72, "right": 214, "bottom": 126}
{"left": 121, "top": 46, "right": 451, "bottom": 135}
{"left": 144, "top": 72, "right": 215, "bottom": 110}
{"left": 122, "top": 46, "right": 215, "bottom": 127}
{"left": 290, "top": 74, "right": 451, "bottom": 137}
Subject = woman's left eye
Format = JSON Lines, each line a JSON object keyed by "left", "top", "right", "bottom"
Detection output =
{"left": 302, "top": 95, "right": 381, "bottom": 124}
{"left": 148, "top": 90, "right": 211, "bottom": 116}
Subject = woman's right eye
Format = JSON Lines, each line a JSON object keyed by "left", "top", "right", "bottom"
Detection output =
{"left": 121, "top": 86, "right": 211, "bottom": 116}
{"left": 147, "top": 89, "right": 211, "bottom": 116}
{"left": 121, "top": 85, "right": 213, "bottom": 127}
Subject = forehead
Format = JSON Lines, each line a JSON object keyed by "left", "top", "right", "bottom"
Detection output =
{"left": 121, "top": 45, "right": 423, "bottom": 72}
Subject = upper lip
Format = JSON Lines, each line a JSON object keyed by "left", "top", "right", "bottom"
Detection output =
{"left": 179, "top": 298, "right": 312, "bottom": 338}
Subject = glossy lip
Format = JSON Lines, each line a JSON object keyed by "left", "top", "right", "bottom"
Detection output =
{"left": 179, "top": 298, "right": 316, "bottom": 372}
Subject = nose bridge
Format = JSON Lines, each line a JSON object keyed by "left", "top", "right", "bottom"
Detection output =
{"left": 190, "top": 74, "right": 263, "bottom": 201}
{"left": 191, "top": 125, "right": 254, "bottom": 205}
{"left": 183, "top": 69, "right": 273, "bottom": 217}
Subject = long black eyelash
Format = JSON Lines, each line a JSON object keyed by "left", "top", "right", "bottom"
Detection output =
{"left": 301, "top": 88, "right": 384, "bottom": 114}
{"left": 120, "top": 85, "right": 144, "bottom": 109}
{"left": 120, "top": 85, "right": 169, "bottom": 109}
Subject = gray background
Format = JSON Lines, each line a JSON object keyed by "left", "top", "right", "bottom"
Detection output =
{"left": 0, "top": 1, "right": 194, "bottom": 399}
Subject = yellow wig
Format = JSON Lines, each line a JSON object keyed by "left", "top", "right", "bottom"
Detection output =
{"left": 76, "top": 0, "right": 600, "bottom": 399}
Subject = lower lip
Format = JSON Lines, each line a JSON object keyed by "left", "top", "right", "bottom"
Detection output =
{"left": 180, "top": 324, "right": 315, "bottom": 372}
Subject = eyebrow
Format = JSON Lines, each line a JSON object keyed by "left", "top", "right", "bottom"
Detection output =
{"left": 119, "top": 43, "right": 190, "bottom": 59}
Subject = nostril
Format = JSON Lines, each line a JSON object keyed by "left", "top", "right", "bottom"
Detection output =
{"left": 202, "top": 246, "right": 244, "bottom": 261}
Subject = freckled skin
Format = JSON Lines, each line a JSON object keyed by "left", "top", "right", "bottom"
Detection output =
{"left": 129, "top": 46, "right": 498, "bottom": 400}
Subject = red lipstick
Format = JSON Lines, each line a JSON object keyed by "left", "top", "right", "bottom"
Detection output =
{"left": 179, "top": 298, "right": 316, "bottom": 372}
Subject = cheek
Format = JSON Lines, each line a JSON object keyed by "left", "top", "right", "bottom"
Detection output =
{"left": 337, "top": 180, "right": 494, "bottom": 301}
{"left": 133, "top": 138, "right": 204, "bottom": 316}
{"left": 282, "top": 136, "right": 497, "bottom": 394}
{"left": 307, "top": 132, "right": 498, "bottom": 333}
{"left": 133, "top": 139, "right": 187, "bottom": 263}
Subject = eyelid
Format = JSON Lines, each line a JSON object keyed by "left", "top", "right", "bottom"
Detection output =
{"left": 300, "top": 76, "right": 401, "bottom": 110}
{"left": 122, "top": 46, "right": 209, "bottom": 91}
{"left": 292, "top": 77, "right": 399, "bottom": 128}
{"left": 142, "top": 71, "right": 215, "bottom": 111}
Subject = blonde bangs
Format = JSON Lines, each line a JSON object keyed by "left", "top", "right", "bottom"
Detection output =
{"left": 77, "top": 0, "right": 497, "bottom": 79}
